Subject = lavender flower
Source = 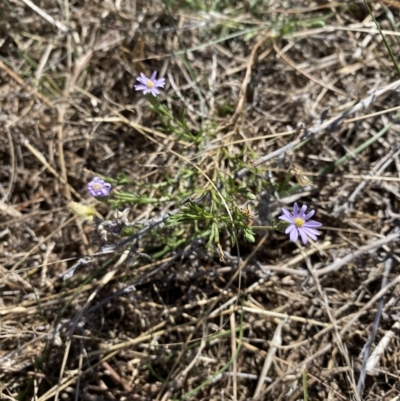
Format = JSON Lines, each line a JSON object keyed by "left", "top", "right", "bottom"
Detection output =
{"left": 134, "top": 71, "right": 165, "bottom": 96}
{"left": 278, "top": 202, "right": 322, "bottom": 245}
{"left": 87, "top": 177, "right": 111, "bottom": 197}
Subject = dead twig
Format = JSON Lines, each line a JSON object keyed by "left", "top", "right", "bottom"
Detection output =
{"left": 20, "top": 0, "right": 69, "bottom": 32}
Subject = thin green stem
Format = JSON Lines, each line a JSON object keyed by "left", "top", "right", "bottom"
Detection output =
{"left": 363, "top": 0, "right": 400, "bottom": 77}
{"left": 251, "top": 225, "right": 274, "bottom": 230}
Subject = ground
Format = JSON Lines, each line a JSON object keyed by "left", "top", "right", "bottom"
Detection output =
{"left": 1, "top": 1, "right": 400, "bottom": 400}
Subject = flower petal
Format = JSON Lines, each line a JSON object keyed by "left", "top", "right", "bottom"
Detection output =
{"left": 279, "top": 215, "right": 293, "bottom": 224}
{"left": 302, "top": 227, "right": 321, "bottom": 238}
{"left": 289, "top": 227, "right": 299, "bottom": 242}
{"left": 136, "top": 73, "right": 148, "bottom": 85}
{"left": 281, "top": 208, "right": 293, "bottom": 220}
{"left": 150, "top": 71, "right": 157, "bottom": 81}
{"left": 300, "top": 229, "right": 318, "bottom": 240}
{"left": 304, "top": 210, "right": 315, "bottom": 220}
{"left": 293, "top": 203, "right": 299, "bottom": 216}
{"left": 304, "top": 220, "right": 322, "bottom": 228}
{"left": 298, "top": 204, "right": 308, "bottom": 218}
{"left": 298, "top": 228, "right": 308, "bottom": 244}
{"left": 285, "top": 224, "right": 295, "bottom": 234}
{"left": 134, "top": 84, "right": 148, "bottom": 91}
{"left": 155, "top": 78, "right": 166, "bottom": 87}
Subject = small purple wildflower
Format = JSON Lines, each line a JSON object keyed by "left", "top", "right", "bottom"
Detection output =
{"left": 87, "top": 177, "right": 111, "bottom": 197}
{"left": 134, "top": 71, "right": 165, "bottom": 96}
{"left": 278, "top": 202, "right": 322, "bottom": 245}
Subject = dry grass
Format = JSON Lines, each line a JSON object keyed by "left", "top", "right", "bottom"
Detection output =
{"left": 2, "top": 0, "right": 400, "bottom": 400}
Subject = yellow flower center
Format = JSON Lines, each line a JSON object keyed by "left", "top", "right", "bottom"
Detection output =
{"left": 92, "top": 183, "right": 102, "bottom": 190}
{"left": 294, "top": 217, "right": 305, "bottom": 227}
{"left": 147, "top": 80, "right": 154, "bottom": 88}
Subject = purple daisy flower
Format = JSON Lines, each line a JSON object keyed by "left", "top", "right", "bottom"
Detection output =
{"left": 134, "top": 71, "right": 165, "bottom": 96}
{"left": 87, "top": 177, "right": 111, "bottom": 197}
{"left": 278, "top": 202, "right": 322, "bottom": 245}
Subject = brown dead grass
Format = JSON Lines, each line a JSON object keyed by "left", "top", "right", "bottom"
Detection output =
{"left": 2, "top": 0, "right": 400, "bottom": 400}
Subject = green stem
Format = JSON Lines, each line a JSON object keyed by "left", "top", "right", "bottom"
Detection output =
{"left": 363, "top": 0, "right": 400, "bottom": 77}
{"left": 251, "top": 225, "right": 274, "bottom": 230}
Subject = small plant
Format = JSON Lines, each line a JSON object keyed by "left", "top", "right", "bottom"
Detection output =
{"left": 83, "top": 71, "right": 323, "bottom": 265}
{"left": 80, "top": 71, "right": 322, "bottom": 268}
